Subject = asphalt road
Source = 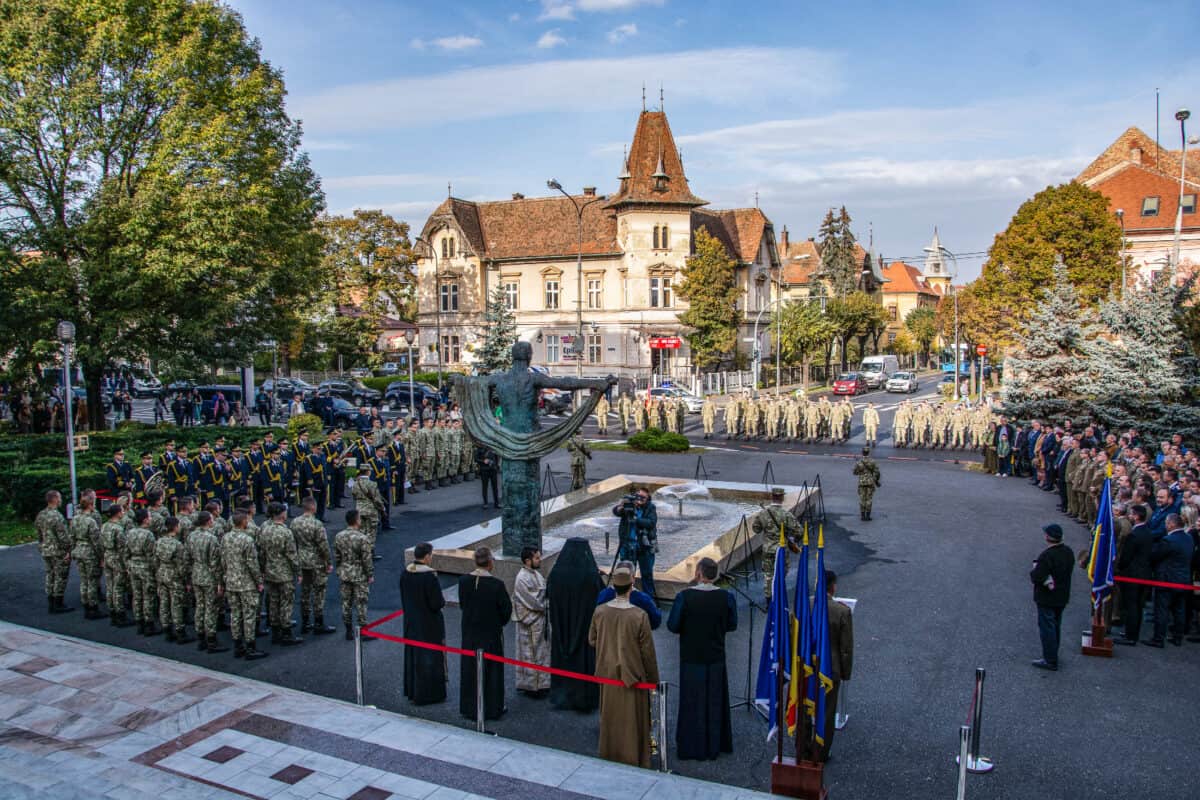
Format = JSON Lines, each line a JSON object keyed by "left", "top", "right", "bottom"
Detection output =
{"left": 3, "top": 406, "right": 1195, "bottom": 799}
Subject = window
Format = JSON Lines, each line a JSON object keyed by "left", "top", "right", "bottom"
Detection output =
{"left": 1142, "top": 196, "right": 1160, "bottom": 217}
{"left": 650, "top": 277, "right": 673, "bottom": 308}
{"left": 587, "top": 334, "right": 602, "bottom": 364}
{"left": 440, "top": 335, "right": 461, "bottom": 363}
{"left": 441, "top": 238, "right": 448, "bottom": 258}
{"left": 661, "top": 225, "right": 669, "bottom": 250}
{"left": 887, "top": 305, "right": 898, "bottom": 321}
{"left": 503, "top": 281, "right": 519, "bottom": 310}
{"left": 622, "top": 275, "right": 630, "bottom": 307}
{"left": 652, "top": 226, "right": 659, "bottom": 250}
{"left": 587, "top": 278, "right": 602, "bottom": 309}
{"left": 545, "top": 280, "right": 560, "bottom": 310}
{"left": 439, "top": 282, "right": 459, "bottom": 312}
{"left": 546, "top": 335, "right": 560, "bottom": 363}
{"left": 1184, "top": 194, "right": 1197, "bottom": 215}
{"left": 887, "top": 332, "right": 897, "bottom": 344}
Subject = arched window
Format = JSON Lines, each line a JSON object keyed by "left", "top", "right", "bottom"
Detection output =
{"left": 661, "top": 225, "right": 669, "bottom": 250}
{"left": 441, "top": 238, "right": 448, "bottom": 258}
{"left": 652, "top": 226, "right": 660, "bottom": 250}
{"left": 449, "top": 237, "right": 456, "bottom": 257}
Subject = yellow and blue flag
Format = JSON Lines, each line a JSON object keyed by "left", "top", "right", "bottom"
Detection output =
{"left": 809, "top": 527, "right": 834, "bottom": 747}
{"left": 1087, "top": 476, "right": 1116, "bottom": 609}
{"left": 786, "top": 524, "right": 812, "bottom": 736}
{"left": 755, "top": 545, "right": 791, "bottom": 741}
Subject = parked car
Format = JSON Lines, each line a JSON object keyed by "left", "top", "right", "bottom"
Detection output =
{"left": 885, "top": 371, "right": 920, "bottom": 393}
{"left": 384, "top": 382, "right": 441, "bottom": 412}
{"left": 348, "top": 367, "right": 372, "bottom": 379}
{"left": 318, "top": 379, "right": 381, "bottom": 407}
{"left": 192, "top": 385, "right": 243, "bottom": 423}
{"left": 379, "top": 362, "right": 401, "bottom": 376}
{"left": 832, "top": 372, "right": 868, "bottom": 396}
{"left": 859, "top": 355, "right": 899, "bottom": 389}
{"left": 130, "top": 371, "right": 163, "bottom": 398}
{"left": 644, "top": 386, "right": 704, "bottom": 413}
{"left": 304, "top": 394, "right": 358, "bottom": 428}
{"left": 539, "top": 388, "right": 573, "bottom": 415}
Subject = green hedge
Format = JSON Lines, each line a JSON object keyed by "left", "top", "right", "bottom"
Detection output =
{"left": 627, "top": 427, "right": 690, "bottom": 453}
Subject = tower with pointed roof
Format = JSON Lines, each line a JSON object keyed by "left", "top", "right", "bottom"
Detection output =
{"left": 922, "top": 228, "right": 952, "bottom": 293}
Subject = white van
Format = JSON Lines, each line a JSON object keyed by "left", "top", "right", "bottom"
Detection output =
{"left": 859, "top": 355, "right": 899, "bottom": 389}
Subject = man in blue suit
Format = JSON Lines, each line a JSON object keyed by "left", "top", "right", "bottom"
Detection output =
{"left": 1143, "top": 513, "right": 1194, "bottom": 647}
{"left": 1149, "top": 487, "right": 1181, "bottom": 538}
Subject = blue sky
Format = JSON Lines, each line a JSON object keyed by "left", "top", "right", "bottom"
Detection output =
{"left": 230, "top": 0, "right": 1198, "bottom": 279}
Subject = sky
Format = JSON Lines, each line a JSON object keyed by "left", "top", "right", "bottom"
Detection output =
{"left": 229, "top": 0, "right": 1199, "bottom": 280}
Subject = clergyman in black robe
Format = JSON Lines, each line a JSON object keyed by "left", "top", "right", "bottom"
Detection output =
{"left": 666, "top": 557, "right": 738, "bottom": 760}
{"left": 547, "top": 537, "right": 605, "bottom": 711}
{"left": 458, "top": 547, "right": 512, "bottom": 720}
{"left": 400, "top": 543, "right": 447, "bottom": 705}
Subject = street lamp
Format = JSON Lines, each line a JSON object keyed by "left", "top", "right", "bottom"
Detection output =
{"left": 57, "top": 321, "right": 78, "bottom": 513}
{"left": 926, "top": 241, "right": 961, "bottom": 394}
{"left": 403, "top": 327, "right": 417, "bottom": 420}
{"left": 548, "top": 179, "right": 608, "bottom": 378}
{"left": 1172, "top": 108, "right": 1191, "bottom": 272}
{"left": 415, "top": 236, "right": 443, "bottom": 390}
{"left": 1115, "top": 209, "right": 1125, "bottom": 296}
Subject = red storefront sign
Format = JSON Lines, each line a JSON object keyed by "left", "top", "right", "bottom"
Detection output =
{"left": 649, "top": 336, "right": 682, "bottom": 350}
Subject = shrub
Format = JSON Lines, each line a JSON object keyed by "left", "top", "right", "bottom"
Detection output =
{"left": 287, "top": 413, "right": 325, "bottom": 442}
{"left": 628, "top": 427, "right": 690, "bottom": 453}
{"left": 361, "top": 377, "right": 393, "bottom": 393}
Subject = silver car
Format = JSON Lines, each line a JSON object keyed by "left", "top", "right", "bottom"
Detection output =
{"left": 646, "top": 386, "right": 704, "bottom": 413}
{"left": 885, "top": 371, "right": 919, "bottom": 393}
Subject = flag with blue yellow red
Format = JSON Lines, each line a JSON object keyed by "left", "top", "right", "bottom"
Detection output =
{"left": 786, "top": 523, "right": 812, "bottom": 736}
{"left": 1087, "top": 475, "right": 1116, "bottom": 609}
{"left": 754, "top": 546, "right": 791, "bottom": 741}
{"left": 809, "top": 526, "right": 834, "bottom": 747}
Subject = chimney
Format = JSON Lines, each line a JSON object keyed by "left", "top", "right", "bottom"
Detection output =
{"left": 780, "top": 225, "right": 789, "bottom": 252}
{"left": 1129, "top": 146, "right": 1142, "bottom": 165}
{"left": 582, "top": 186, "right": 596, "bottom": 197}
{"left": 511, "top": 192, "right": 525, "bottom": 200}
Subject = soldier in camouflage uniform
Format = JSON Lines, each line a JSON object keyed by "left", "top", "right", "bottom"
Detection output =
{"left": 70, "top": 492, "right": 103, "bottom": 619}
{"left": 36, "top": 490, "right": 74, "bottom": 614}
{"left": 403, "top": 420, "right": 421, "bottom": 495}
{"left": 146, "top": 490, "right": 169, "bottom": 538}
{"left": 436, "top": 419, "right": 454, "bottom": 487}
{"left": 260, "top": 503, "right": 303, "bottom": 646}
{"left": 701, "top": 396, "right": 716, "bottom": 439}
{"left": 418, "top": 417, "right": 437, "bottom": 490}
{"left": 352, "top": 469, "right": 386, "bottom": 556}
{"left": 292, "top": 497, "right": 336, "bottom": 635}
{"left": 175, "top": 495, "right": 197, "bottom": 543}
{"left": 187, "top": 511, "right": 229, "bottom": 653}
{"left": 751, "top": 488, "right": 802, "bottom": 602}
{"left": 447, "top": 420, "right": 463, "bottom": 484}
{"left": 457, "top": 420, "right": 475, "bottom": 481}
{"left": 567, "top": 433, "right": 592, "bottom": 490}
{"left": 853, "top": 447, "right": 881, "bottom": 521}
{"left": 335, "top": 509, "right": 374, "bottom": 640}
{"left": 100, "top": 504, "right": 133, "bottom": 627}
{"left": 122, "top": 508, "right": 159, "bottom": 635}
{"left": 222, "top": 511, "right": 268, "bottom": 660}
{"left": 154, "top": 517, "right": 195, "bottom": 644}
{"left": 617, "top": 392, "right": 633, "bottom": 435}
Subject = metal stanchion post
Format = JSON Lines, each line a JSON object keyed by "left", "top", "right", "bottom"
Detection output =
{"left": 354, "top": 625, "right": 364, "bottom": 706}
{"left": 965, "top": 667, "right": 993, "bottom": 773}
{"left": 656, "top": 682, "right": 669, "bottom": 774}
{"left": 475, "top": 648, "right": 486, "bottom": 734}
{"left": 956, "top": 725, "right": 970, "bottom": 800}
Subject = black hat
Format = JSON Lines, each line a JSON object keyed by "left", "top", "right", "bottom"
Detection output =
{"left": 1042, "top": 523, "right": 1063, "bottom": 542}
{"left": 862, "top": 446, "right": 870, "bottom": 456}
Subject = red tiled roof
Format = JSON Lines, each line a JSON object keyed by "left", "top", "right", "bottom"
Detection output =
{"left": 1086, "top": 163, "right": 1199, "bottom": 233}
{"left": 690, "top": 207, "right": 772, "bottom": 264}
{"left": 1078, "top": 126, "right": 1200, "bottom": 188}
{"left": 778, "top": 237, "right": 820, "bottom": 284}
{"left": 605, "top": 111, "right": 707, "bottom": 209}
{"left": 424, "top": 195, "right": 620, "bottom": 261}
{"left": 881, "top": 261, "right": 938, "bottom": 295}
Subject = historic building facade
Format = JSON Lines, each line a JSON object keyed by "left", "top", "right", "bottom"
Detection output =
{"left": 414, "top": 109, "right": 780, "bottom": 380}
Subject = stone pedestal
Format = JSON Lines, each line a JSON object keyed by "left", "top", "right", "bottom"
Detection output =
{"left": 500, "top": 458, "right": 541, "bottom": 557}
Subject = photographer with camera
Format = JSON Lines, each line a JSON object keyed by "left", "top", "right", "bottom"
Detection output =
{"left": 612, "top": 488, "right": 659, "bottom": 602}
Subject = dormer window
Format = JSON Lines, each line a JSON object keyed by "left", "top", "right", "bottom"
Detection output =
{"left": 652, "top": 154, "right": 668, "bottom": 192}
{"left": 1142, "top": 196, "right": 1160, "bottom": 217}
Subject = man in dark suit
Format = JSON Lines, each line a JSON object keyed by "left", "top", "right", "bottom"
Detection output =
{"left": 1040, "top": 428, "right": 1062, "bottom": 491}
{"left": 1054, "top": 436, "right": 1075, "bottom": 512}
{"left": 1143, "top": 513, "right": 1195, "bottom": 647}
{"left": 1115, "top": 504, "right": 1154, "bottom": 646}
{"left": 1149, "top": 488, "right": 1181, "bottom": 538}
{"left": 821, "top": 570, "right": 853, "bottom": 761}
{"left": 1030, "top": 523, "right": 1074, "bottom": 671}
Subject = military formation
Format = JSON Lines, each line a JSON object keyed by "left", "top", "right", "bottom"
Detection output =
{"left": 891, "top": 400, "right": 993, "bottom": 450}
{"left": 719, "top": 393, "right": 858, "bottom": 444}
{"left": 594, "top": 392, "right": 689, "bottom": 436}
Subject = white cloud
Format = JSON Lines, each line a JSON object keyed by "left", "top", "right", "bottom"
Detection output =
{"left": 431, "top": 35, "right": 484, "bottom": 50}
{"left": 579, "top": 0, "right": 664, "bottom": 10}
{"left": 296, "top": 47, "right": 842, "bottom": 131}
{"left": 606, "top": 23, "right": 637, "bottom": 43}
{"left": 303, "top": 139, "right": 355, "bottom": 152}
{"left": 539, "top": 2, "right": 575, "bottom": 21}
{"left": 537, "top": 29, "right": 567, "bottom": 49}
{"left": 322, "top": 174, "right": 450, "bottom": 190}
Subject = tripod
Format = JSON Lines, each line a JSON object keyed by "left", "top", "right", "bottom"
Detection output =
{"left": 728, "top": 579, "right": 767, "bottom": 719}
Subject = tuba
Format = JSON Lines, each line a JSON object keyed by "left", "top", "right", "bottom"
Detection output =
{"left": 145, "top": 469, "right": 167, "bottom": 498}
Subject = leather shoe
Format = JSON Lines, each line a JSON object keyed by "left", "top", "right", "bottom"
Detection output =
{"left": 1140, "top": 638, "right": 1165, "bottom": 648}
{"left": 1187, "top": 635, "right": 1200, "bottom": 643}
{"left": 1169, "top": 637, "right": 1183, "bottom": 646}
{"left": 1113, "top": 638, "right": 1137, "bottom": 646}
{"left": 1031, "top": 659, "right": 1057, "bottom": 671}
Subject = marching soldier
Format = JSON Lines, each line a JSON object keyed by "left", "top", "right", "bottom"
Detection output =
{"left": 36, "top": 491, "right": 73, "bottom": 614}
{"left": 188, "top": 511, "right": 229, "bottom": 653}
{"left": 786, "top": 397, "right": 801, "bottom": 441}
{"left": 893, "top": 401, "right": 910, "bottom": 447}
{"left": 722, "top": 396, "right": 738, "bottom": 439}
{"left": 567, "top": 432, "right": 592, "bottom": 491}
{"left": 765, "top": 397, "right": 780, "bottom": 441}
{"left": 458, "top": 420, "right": 475, "bottom": 482}
{"left": 106, "top": 449, "right": 134, "bottom": 495}
{"left": 853, "top": 447, "right": 881, "bottom": 521}
{"left": 100, "top": 504, "right": 133, "bottom": 627}
{"left": 352, "top": 466, "right": 386, "bottom": 557}
{"left": 335, "top": 509, "right": 374, "bottom": 640}
{"left": 595, "top": 393, "right": 610, "bottom": 436}
{"left": 260, "top": 503, "right": 303, "bottom": 646}
{"left": 674, "top": 397, "right": 686, "bottom": 435}
{"left": 123, "top": 508, "right": 158, "bottom": 635}
{"left": 618, "top": 392, "right": 633, "bottom": 435}
{"left": 447, "top": 420, "right": 463, "bottom": 484}
{"left": 154, "top": 517, "right": 195, "bottom": 644}
{"left": 840, "top": 398, "right": 855, "bottom": 442}
{"left": 303, "top": 441, "right": 331, "bottom": 521}
{"left": 158, "top": 440, "right": 178, "bottom": 473}
{"left": 805, "top": 400, "right": 821, "bottom": 442}
{"left": 223, "top": 510, "right": 268, "bottom": 660}
{"left": 436, "top": 418, "right": 453, "bottom": 487}
{"left": 701, "top": 395, "right": 716, "bottom": 439}
{"left": 278, "top": 440, "right": 298, "bottom": 506}
{"left": 292, "top": 497, "right": 336, "bottom": 635}
{"left": 403, "top": 420, "right": 421, "bottom": 495}
{"left": 70, "top": 492, "right": 103, "bottom": 619}
{"left": 751, "top": 487, "right": 802, "bottom": 601}
{"left": 635, "top": 396, "right": 649, "bottom": 432}
{"left": 863, "top": 402, "right": 880, "bottom": 447}
{"left": 165, "top": 443, "right": 194, "bottom": 512}
{"left": 418, "top": 417, "right": 437, "bottom": 490}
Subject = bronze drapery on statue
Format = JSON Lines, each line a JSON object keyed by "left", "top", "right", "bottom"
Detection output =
{"left": 451, "top": 342, "right": 615, "bottom": 556}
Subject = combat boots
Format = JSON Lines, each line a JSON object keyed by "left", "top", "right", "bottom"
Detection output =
{"left": 233, "top": 639, "right": 246, "bottom": 658}
{"left": 277, "top": 626, "right": 304, "bottom": 647}
{"left": 270, "top": 626, "right": 282, "bottom": 644}
{"left": 439, "top": 477, "right": 449, "bottom": 487}
{"left": 164, "top": 626, "right": 176, "bottom": 643}
{"left": 465, "top": 471, "right": 475, "bottom": 481}
{"left": 49, "top": 596, "right": 74, "bottom": 614}
{"left": 451, "top": 475, "right": 461, "bottom": 484}
{"left": 207, "top": 634, "right": 230, "bottom": 654}
{"left": 47, "top": 597, "right": 56, "bottom": 614}
{"left": 198, "top": 634, "right": 209, "bottom": 651}
{"left": 425, "top": 480, "right": 434, "bottom": 491}
{"left": 175, "top": 626, "right": 196, "bottom": 645}
{"left": 301, "top": 613, "right": 312, "bottom": 634}
{"left": 345, "top": 627, "right": 355, "bottom": 641}
{"left": 243, "top": 642, "right": 268, "bottom": 660}
{"left": 143, "top": 620, "right": 161, "bottom": 636}
{"left": 312, "top": 615, "right": 336, "bottom": 635}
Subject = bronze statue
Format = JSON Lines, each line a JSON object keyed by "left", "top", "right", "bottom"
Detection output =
{"left": 453, "top": 342, "right": 615, "bottom": 555}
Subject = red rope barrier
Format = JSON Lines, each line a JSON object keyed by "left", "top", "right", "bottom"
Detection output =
{"left": 95, "top": 490, "right": 147, "bottom": 505}
{"left": 360, "top": 607, "right": 656, "bottom": 691}
{"left": 1114, "top": 576, "right": 1199, "bottom": 592}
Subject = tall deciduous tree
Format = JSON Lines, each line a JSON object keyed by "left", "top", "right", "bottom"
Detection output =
{"left": 677, "top": 227, "right": 741, "bottom": 369}
{"left": 0, "top": 0, "right": 325, "bottom": 421}
{"left": 827, "top": 292, "right": 882, "bottom": 371}
{"left": 476, "top": 285, "right": 518, "bottom": 374}
{"left": 904, "top": 306, "right": 938, "bottom": 367}
{"left": 818, "top": 206, "right": 858, "bottom": 296}
{"left": 773, "top": 300, "right": 834, "bottom": 391}
{"left": 972, "top": 182, "right": 1121, "bottom": 345}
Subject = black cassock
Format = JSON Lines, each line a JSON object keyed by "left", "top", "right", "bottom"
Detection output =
{"left": 546, "top": 538, "right": 605, "bottom": 711}
{"left": 458, "top": 572, "right": 512, "bottom": 720}
{"left": 667, "top": 585, "right": 738, "bottom": 760}
{"left": 399, "top": 565, "right": 447, "bottom": 705}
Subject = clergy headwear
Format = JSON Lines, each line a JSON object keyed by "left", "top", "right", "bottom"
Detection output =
{"left": 612, "top": 565, "right": 633, "bottom": 587}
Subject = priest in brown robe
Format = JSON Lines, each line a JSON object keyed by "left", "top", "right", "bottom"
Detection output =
{"left": 588, "top": 564, "right": 660, "bottom": 768}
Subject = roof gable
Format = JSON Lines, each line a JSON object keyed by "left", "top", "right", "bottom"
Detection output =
{"left": 605, "top": 111, "right": 707, "bottom": 209}
{"left": 881, "top": 261, "right": 937, "bottom": 295}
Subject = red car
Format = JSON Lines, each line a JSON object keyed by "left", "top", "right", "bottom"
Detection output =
{"left": 832, "top": 372, "right": 867, "bottom": 396}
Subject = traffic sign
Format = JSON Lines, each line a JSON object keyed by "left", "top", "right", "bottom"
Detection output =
{"left": 975, "top": 344, "right": 988, "bottom": 357}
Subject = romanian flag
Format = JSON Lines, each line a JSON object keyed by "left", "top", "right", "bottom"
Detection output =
{"left": 754, "top": 546, "right": 791, "bottom": 741}
{"left": 809, "top": 527, "right": 835, "bottom": 747}
{"left": 786, "top": 524, "right": 813, "bottom": 736}
{"left": 1087, "top": 475, "right": 1116, "bottom": 609}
